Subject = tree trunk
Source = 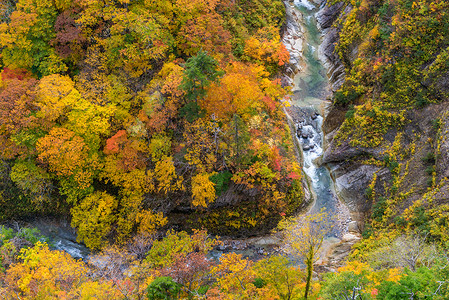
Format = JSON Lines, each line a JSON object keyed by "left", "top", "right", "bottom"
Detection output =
{"left": 234, "top": 114, "right": 239, "bottom": 159}
{"left": 304, "top": 245, "right": 314, "bottom": 300}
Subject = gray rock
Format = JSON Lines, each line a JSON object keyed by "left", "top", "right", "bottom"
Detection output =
{"left": 341, "top": 233, "right": 361, "bottom": 243}
{"left": 322, "top": 141, "right": 363, "bottom": 164}
{"left": 347, "top": 221, "right": 360, "bottom": 233}
{"left": 317, "top": 2, "right": 352, "bottom": 92}
{"left": 282, "top": 1, "right": 305, "bottom": 71}
{"left": 316, "top": 1, "right": 345, "bottom": 30}
{"left": 217, "top": 245, "right": 226, "bottom": 251}
{"left": 436, "top": 112, "right": 449, "bottom": 179}
{"left": 319, "top": 27, "right": 345, "bottom": 92}
{"left": 332, "top": 163, "right": 389, "bottom": 217}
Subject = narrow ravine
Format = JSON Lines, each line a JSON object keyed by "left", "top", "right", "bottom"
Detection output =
{"left": 284, "top": 0, "right": 351, "bottom": 237}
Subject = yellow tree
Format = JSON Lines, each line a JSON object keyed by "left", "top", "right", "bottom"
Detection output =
{"left": 201, "top": 61, "right": 265, "bottom": 120}
{"left": 243, "top": 25, "right": 290, "bottom": 72}
{"left": 278, "top": 210, "right": 332, "bottom": 300}
{"left": 154, "top": 155, "right": 183, "bottom": 195}
{"left": 64, "top": 99, "right": 112, "bottom": 151}
{"left": 101, "top": 133, "right": 169, "bottom": 244}
{"left": 254, "top": 255, "right": 304, "bottom": 300}
{"left": 148, "top": 134, "right": 172, "bottom": 162}
{"left": 2, "top": 242, "right": 87, "bottom": 298}
{"left": 74, "top": 280, "right": 123, "bottom": 300}
{"left": 210, "top": 252, "right": 258, "bottom": 298}
{"left": 183, "top": 118, "right": 217, "bottom": 173}
{"left": 191, "top": 172, "right": 216, "bottom": 207}
{"left": 104, "top": 5, "right": 174, "bottom": 78}
{"left": 71, "top": 191, "right": 118, "bottom": 250}
{"left": 34, "top": 74, "right": 81, "bottom": 122}
{"left": 36, "top": 127, "right": 99, "bottom": 203}
{"left": 2, "top": 241, "right": 123, "bottom": 299}
{"left": 77, "top": 0, "right": 174, "bottom": 78}
{"left": 36, "top": 127, "right": 88, "bottom": 178}
{"left": 115, "top": 191, "right": 167, "bottom": 244}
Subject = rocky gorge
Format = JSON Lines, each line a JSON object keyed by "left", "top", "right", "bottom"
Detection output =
{"left": 280, "top": 0, "right": 449, "bottom": 269}
{"left": 310, "top": 0, "right": 449, "bottom": 251}
{"left": 281, "top": 0, "right": 363, "bottom": 269}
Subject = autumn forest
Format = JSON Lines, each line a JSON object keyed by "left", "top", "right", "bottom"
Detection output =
{"left": 2, "top": 0, "right": 449, "bottom": 299}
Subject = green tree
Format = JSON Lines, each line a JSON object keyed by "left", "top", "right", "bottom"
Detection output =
{"left": 180, "top": 50, "right": 222, "bottom": 102}
{"left": 377, "top": 267, "right": 448, "bottom": 300}
{"left": 0, "top": 0, "right": 67, "bottom": 76}
{"left": 180, "top": 51, "right": 223, "bottom": 122}
{"left": 319, "top": 262, "right": 375, "bottom": 300}
{"left": 146, "top": 276, "right": 180, "bottom": 300}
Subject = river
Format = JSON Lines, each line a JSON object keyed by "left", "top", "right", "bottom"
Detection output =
{"left": 284, "top": 0, "right": 351, "bottom": 235}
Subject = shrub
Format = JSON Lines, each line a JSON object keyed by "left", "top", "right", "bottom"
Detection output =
{"left": 422, "top": 152, "right": 436, "bottom": 164}
{"left": 210, "top": 171, "right": 233, "bottom": 196}
{"left": 147, "top": 277, "right": 180, "bottom": 300}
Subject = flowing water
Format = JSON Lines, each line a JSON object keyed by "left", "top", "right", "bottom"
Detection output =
{"left": 285, "top": 0, "right": 350, "bottom": 238}
{"left": 5, "top": 217, "right": 90, "bottom": 260}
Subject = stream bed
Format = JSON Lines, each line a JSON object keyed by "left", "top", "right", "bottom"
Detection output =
{"left": 284, "top": 0, "right": 354, "bottom": 259}
{"left": 287, "top": 0, "right": 351, "bottom": 235}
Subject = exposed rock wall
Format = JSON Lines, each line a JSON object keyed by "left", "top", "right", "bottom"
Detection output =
{"left": 316, "top": 1, "right": 372, "bottom": 226}
{"left": 282, "top": 0, "right": 306, "bottom": 85}
{"left": 316, "top": 0, "right": 449, "bottom": 234}
{"left": 317, "top": 1, "right": 346, "bottom": 92}
{"left": 324, "top": 101, "right": 449, "bottom": 228}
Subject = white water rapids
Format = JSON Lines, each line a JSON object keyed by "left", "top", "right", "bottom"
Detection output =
{"left": 284, "top": 0, "right": 352, "bottom": 238}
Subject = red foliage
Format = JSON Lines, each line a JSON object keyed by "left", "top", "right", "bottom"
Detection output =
{"left": 104, "top": 130, "right": 146, "bottom": 172}
{"left": 1, "top": 68, "right": 33, "bottom": 81}
{"left": 160, "top": 252, "right": 213, "bottom": 290}
{"left": 142, "top": 100, "right": 179, "bottom": 134}
{"left": 270, "top": 146, "right": 282, "bottom": 172}
{"left": 0, "top": 70, "right": 53, "bottom": 160}
{"left": 262, "top": 96, "right": 276, "bottom": 113}
{"left": 287, "top": 171, "right": 300, "bottom": 181}
{"left": 276, "top": 43, "right": 290, "bottom": 66}
{"left": 120, "top": 143, "right": 144, "bottom": 172}
{"left": 104, "top": 130, "right": 128, "bottom": 155}
{"left": 53, "top": 10, "right": 86, "bottom": 58}
{"left": 0, "top": 74, "right": 40, "bottom": 159}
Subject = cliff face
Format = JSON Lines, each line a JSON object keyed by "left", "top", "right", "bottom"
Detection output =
{"left": 318, "top": 0, "right": 449, "bottom": 231}
{"left": 317, "top": 1, "right": 372, "bottom": 225}
{"left": 317, "top": 1, "right": 346, "bottom": 93}
{"left": 323, "top": 104, "right": 449, "bottom": 228}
